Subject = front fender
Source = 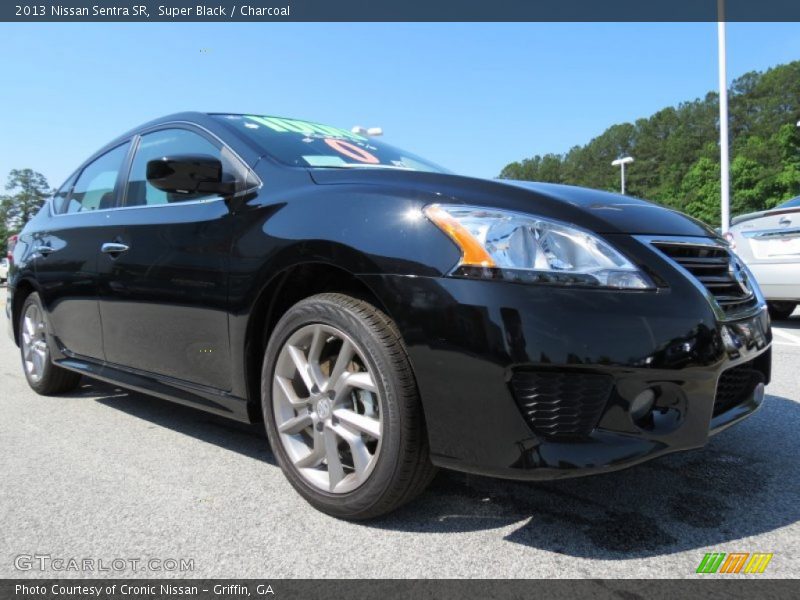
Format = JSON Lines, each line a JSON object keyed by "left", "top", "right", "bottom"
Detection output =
{"left": 224, "top": 180, "right": 462, "bottom": 403}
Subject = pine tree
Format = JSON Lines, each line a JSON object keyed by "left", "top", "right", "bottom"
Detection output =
{"left": 1, "top": 168, "right": 51, "bottom": 230}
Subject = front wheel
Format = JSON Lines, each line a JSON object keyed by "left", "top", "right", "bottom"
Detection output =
{"left": 768, "top": 301, "right": 797, "bottom": 321}
{"left": 261, "top": 293, "right": 436, "bottom": 519}
{"left": 18, "top": 292, "right": 82, "bottom": 395}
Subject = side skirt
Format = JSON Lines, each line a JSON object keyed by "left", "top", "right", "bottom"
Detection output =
{"left": 53, "top": 353, "right": 253, "bottom": 423}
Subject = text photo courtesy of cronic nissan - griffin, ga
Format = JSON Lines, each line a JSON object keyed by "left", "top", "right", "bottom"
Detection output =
{"left": 1, "top": 4, "right": 799, "bottom": 598}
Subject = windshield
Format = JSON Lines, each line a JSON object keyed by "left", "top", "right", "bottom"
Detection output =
{"left": 779, "top": 196, "right": 800, "bottom": 209}
{"left": 213, "top": 114, "right": 449, "bottom": 173}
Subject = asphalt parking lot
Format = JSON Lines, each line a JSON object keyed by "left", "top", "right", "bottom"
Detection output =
{"left": 1, "top": 290, "right": 799, "bottom": 579}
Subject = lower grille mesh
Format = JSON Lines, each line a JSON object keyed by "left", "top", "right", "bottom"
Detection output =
{"left": 714, "top": 362, "right": 762, "bottom": 417}
{"left": 510, "top": 371, "right": 613, "bottom": 439}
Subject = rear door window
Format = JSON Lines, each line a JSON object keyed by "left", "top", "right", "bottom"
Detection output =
{"left": 51, "top": 173, "right": 78, "bottom": 214}
{"left": 65, "top": 143, "right": 130, "bottom": 213}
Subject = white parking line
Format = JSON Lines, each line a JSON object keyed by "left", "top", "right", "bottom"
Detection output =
{"left": 773, "top": 327, "right": 800, "bottom": 347}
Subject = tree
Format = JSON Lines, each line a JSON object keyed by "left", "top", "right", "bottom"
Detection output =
{"left": 0, "top": 219, "right": 12, "bottom": 257}
{"left": 0, "top": 168, "right": 52, "bottom": 232}
{"left": 681, "top": 156, "right": 721, "bottom": 226}
{"left": 498, "top": 60, "right": 800, "bottom": 225}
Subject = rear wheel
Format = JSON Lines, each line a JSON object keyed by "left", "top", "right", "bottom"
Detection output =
{"left": 768, "top": 301, "right": 797, "bottom": 321}
{"left": 19, "top": 292, "right": 82, "bottom": 395}
{"left": 261, "top": 293, "right": 436, "bottom": 519}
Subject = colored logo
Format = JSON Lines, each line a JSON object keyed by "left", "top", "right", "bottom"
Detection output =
{"left": 696, "top": 552, "right": 773, "bottom": 574}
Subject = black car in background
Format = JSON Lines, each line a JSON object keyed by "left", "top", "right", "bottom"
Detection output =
{"left": 6, "top": 113, "right": 772, "bottom": 518}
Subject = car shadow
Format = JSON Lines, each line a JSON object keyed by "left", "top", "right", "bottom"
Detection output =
{"left": 376, "top": 393, "right": 800, "bottom": 559}
{"left": 772, "top": 312, "right": 800, "bottom": 330}
{"left": 65, "top": 379, "right": 276, "bottom": 466}
{"left": 78, "top": 379, "right": 799, "bottom": 559}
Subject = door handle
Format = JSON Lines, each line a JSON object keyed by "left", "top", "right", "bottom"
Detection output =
{"left": 33, "top": 246, "right": 53, "bottom": 256}
{"left": 779, "top": 217, "right": 792, "bottom": 226}
{"left": 101, "top": 242, "right": 130, "bottom": 255}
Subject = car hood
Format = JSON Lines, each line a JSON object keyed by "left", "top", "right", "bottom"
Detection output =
{"left": 309, "top": 169, "right": 719, "bottom": 237}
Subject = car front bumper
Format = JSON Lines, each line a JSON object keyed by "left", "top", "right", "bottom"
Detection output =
{"left": 362, "top": 273, "right": 772, "bottom": 481}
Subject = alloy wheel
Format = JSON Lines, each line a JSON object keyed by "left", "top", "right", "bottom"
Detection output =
{"left": 272, "top": 323, "right": 383, "bottom": 494}
{"left": 21, "top": 303, "right": 48, "bottom": 383}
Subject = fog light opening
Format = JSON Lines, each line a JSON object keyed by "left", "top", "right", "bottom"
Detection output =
{"left": 631, "top": 388, "right": 656, "bottom": 427}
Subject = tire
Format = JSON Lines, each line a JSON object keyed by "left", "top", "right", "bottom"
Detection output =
{"left": 261, "top": 293, "right": 436, "bottom": 519}
{"left": 768, "top": 301, "right": 797, "bottom": 321}
{"left": 18, "top": 292, "right": 82, "bottom": 395}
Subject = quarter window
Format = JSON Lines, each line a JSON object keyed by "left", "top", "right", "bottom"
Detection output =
{"left": 66, "top": 143, "right": 130, "bottom": 213}
{"left": 124, "top": 129, "right": 230, "bottom": 207}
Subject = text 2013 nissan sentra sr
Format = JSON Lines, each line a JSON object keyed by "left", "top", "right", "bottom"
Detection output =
{"left": 6, "top": 113, "right": 772, "bottom": 518}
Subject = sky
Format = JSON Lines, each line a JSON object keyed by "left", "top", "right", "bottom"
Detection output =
{"left": 1, "top": 22, "right": 799, "bottom": 188}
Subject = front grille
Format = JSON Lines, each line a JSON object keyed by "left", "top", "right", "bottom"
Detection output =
{"left": 714, "top": 361, "right": 762, "bottom": 416}
{"left": 510, "top": 371, "right": 613, "bottom": 439}
{"left": 651, "top": 241, "right": 758, "bottom": 315}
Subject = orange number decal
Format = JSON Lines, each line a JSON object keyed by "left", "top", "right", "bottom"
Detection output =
{"left": 324, "top": 138, "right": 380, "bottom": 164}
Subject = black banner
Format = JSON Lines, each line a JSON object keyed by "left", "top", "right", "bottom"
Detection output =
{"left": 1, "top": 580, "right": 798, "bottom": 600}
{"left": 3, "top": 0, "right": 800, "bottom": 22}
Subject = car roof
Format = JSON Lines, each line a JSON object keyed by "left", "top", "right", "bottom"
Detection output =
{"left": 99, "top": 111, "right": 215, "bottom": 151}
{"left": 780, "top": 195, "right": 800, "bottom": 208}
{"left": 76, "top": 112, "right": 264, "bottom": 177}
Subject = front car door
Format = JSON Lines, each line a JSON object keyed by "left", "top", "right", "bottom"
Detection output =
{"left": 97, "top": 127, "right": 242, "bottom": 391}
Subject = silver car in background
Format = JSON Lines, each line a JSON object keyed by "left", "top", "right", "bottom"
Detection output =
{"left": 728, "top": 196, "right": 800, "bottom": 320}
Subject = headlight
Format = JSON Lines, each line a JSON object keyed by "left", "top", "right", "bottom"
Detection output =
{"left": 424, "top": 204, "right": 654, "bottom": 290}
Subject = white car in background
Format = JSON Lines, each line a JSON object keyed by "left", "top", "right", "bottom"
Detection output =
{"left": 0, "top": 257, "right": 8, "bottom": 283}
{"left": 728, "top": 196, "right": 800, "bottom": 320}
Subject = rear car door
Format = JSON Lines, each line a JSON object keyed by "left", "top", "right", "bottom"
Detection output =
{"left": 34, "top": 142, "right": 130, "bottom": 361}
{"left": 97, "top": 127, "right": 240, "bottom": 391}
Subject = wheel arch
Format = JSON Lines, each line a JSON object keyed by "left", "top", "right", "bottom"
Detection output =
{"left": 9, "top": 277, "right": 40, "bottom": 347}
{"left": 242, "top": 261, "right": 392, "bottom": 422}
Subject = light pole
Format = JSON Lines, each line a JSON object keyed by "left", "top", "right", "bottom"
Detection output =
{"left": 718, "top": 0, "right": 731, "bottom": 233}
{"left": 611, "top": 156, "right": 634, "bottom": 195}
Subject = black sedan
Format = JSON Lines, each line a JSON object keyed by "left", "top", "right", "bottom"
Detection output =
{"left": 6, "top": 113, "right": 772, "bottom": 518}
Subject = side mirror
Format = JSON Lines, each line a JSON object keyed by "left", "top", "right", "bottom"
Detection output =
{"left": 146, "top": 154, "right": 236, "bottom": 197}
